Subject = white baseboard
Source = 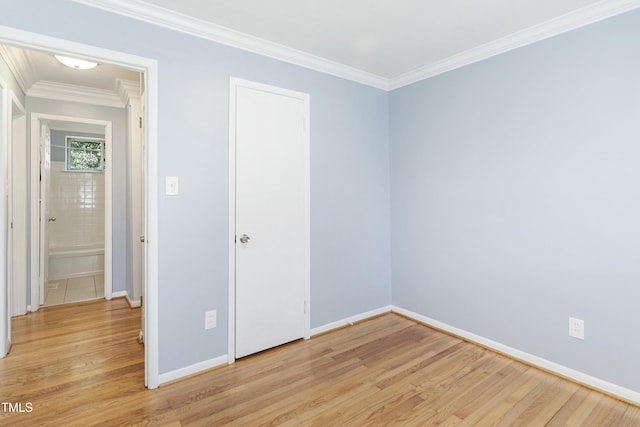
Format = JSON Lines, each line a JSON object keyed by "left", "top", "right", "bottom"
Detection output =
{"left": 125, "top": 293, "right": 141, "bottom": 308}
{"left": 310, "top": 305, "right": 392, "bottom": 336}
{"left": 159, "top": 355, "right": 228, "bottom": 385}
{"left": 111, "top": 291, "right": 127, "bottom": 299}
{"left": 392, "top": 305, "right": 640, "bottom": 405}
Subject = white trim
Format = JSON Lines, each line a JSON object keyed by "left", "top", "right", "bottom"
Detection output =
{"left": 103, "top": 122, "right": 113, "bottom": 300}
{"left": 392, "top": 305, "right": 640, "bottom": 405}
{"left": 28, "top": 115, "right": 37, "bottom": 312}
{"left": 73, "top": 0, "right": 388, "bottom": 90}
{"left": 158, "top": 355, "right": 227, "bottom": 385}
{"left": 28, "top": 81, "right": 125, "bottom": 108}
{"left": 144, "top": 55, "right": 159, "bottom": 390}
{"left": 310, "top": 305, "right": 392, "bottom": 337}
{"left": 302, "top": 90, "right": 311, "bottom": 341}
{"left": 0, "top": 44, "right": 34, "bottom": 94}
{"left": 9, "top": 92, "right": 27, "bottom": 318}
{"left": 73, "top": 0, "right": 640, "bottom": 91}
{"left": 0, "top": 75, "right": 9, "bottom": 357}
{"left": 227, "top": 77, "right": 237, "bottom": 364}
{"left": 0, "top": 24, "right": 160, "bottom": 389}
{"left": 111, "top": 290, "right": 127, "bottom": 299}
{"left": 114, "top": 78, "right": 140, "bottom": 104}
{"left": 125, "top": 293, "right": 141, "bottom": 308}
{"left": 228, "top": 77, "right": 311, "bottom": 363}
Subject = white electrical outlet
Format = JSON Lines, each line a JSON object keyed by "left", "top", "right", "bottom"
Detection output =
{"left": 205, "top": 310, "right": 217, "bottom": 330}
{"left": 569, "top": 317, "right": 584, "bottom": 340}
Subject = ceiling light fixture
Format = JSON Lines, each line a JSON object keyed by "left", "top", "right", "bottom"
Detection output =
{"left": 54, "top": 55, "right": 98, "bottom": 70}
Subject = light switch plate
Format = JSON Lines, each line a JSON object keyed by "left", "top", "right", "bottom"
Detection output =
{"left": 165, "top": 176, "right": 179, "bottom": 195}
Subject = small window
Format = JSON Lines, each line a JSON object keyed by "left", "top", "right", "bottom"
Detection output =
{"left": 65, "top": 136, "right": 105, "bottom": 172}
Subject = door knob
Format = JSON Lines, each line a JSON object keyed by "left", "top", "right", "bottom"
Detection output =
{"left": 239, "top": 234, "right": 250, "bottom": 244}
{"left": 48, "top": 217, "right": 56, "bottom": 222}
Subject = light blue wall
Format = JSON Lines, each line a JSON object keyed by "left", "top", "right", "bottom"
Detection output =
{"left": 390, "top": 10, "right": 640, "bottom": 391}
{"left": 27, "top": 98, "right": 127, "bottom": 294}
{"left": 0, "top": 0, "right": 391, "bottom": 374}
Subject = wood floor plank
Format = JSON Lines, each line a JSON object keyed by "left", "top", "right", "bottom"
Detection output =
{"left": 619, "top": 406, "right": 640, "bottom": 427}
{"left": 456, "top": 367, "right": 544, "bottom": 426}
{"left": 1, "top": 300, "right": 639, "bottom": 426}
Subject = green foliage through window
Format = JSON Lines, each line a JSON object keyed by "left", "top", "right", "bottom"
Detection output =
{"left": 66, "top": 137, "right": 105, "bottom": 172}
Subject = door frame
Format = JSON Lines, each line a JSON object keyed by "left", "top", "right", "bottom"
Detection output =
{"left": 0, "top": 74, "right": 9, "bottom": 355}
{"left": 9, "top": 92, "right": 26, "bottom": 317}
{"left": 30, "top": 114, "right": 113, "bottom": 306}
{"left": 227, "top": 77, "right": 311, "bottom": 363}
{"left": 127, "top": 95, "right": 144, "bottom": 307}
{"left": 0, "top": 25, "right": 160, "bottom": 389}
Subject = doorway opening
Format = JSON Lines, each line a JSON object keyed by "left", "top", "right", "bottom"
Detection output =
{"left": 0, "top": 25, "right": 159, "bottom": 388}
{"left": 31, "top": 115, "right": 112, "bottom": 308}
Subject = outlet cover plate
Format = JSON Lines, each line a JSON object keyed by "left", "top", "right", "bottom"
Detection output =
{"left": 205, "top": 310, "right": 216, "bottom": 330}
{"left": 569, "top": 317, "right": 584, "bottom": 340}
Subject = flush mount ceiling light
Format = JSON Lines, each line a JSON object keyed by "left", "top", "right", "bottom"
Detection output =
{"left": 54, "top": 55, "right": 98, "bottom": 70}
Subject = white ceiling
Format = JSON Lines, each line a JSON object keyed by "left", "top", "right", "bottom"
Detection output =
{"left": 7, "top": 44, "right": 140, "bottom": 91}
{"left": 140, "top": 0, "right": 608, "bottom": 79}
{"left": 75, "top": 0, "right": 640, "bottom": 89}
{"left": 0, "top": 43, "right": 140, "bottom": 106}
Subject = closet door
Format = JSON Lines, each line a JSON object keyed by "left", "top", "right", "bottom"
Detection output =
{"left": 232, "top": 79, "right": 309, "bottom": 359}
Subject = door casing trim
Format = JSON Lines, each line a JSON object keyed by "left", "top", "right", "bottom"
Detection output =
{"left": 9, "top": 91, "right": 26, "bottom": 318}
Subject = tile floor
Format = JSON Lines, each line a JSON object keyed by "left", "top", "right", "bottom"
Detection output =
{"left": 43, "top": 274, "right": 105, "bottom": 306}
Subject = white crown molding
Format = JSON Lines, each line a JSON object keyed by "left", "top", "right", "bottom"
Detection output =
{"left": 72, "top": 0, "right": 390, "bottom": 90}
{"left": 115, "top": 78, "right": 141, "bottom": 104}
{"left": 0, "top": 44, "right": 37, "bottom": 93}
{"left": 388, "top": 0, "right": 640, "bottom": 90}
{"left": 73, "top": 0, "right": 640, "bottom": 92}
{"left": 28, "top": 80, "right": 125, "bottom": 108}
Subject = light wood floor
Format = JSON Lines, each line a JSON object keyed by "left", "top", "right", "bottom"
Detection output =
{"left": 2, "top": 299, "right": 639, "bottom": 426}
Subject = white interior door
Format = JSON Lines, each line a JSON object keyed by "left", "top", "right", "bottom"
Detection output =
{"left": 233, "top": 80, "right": 310, "bottom": 359}
{"left": 38, "top": 123, "right": 51, "bottom": 306}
